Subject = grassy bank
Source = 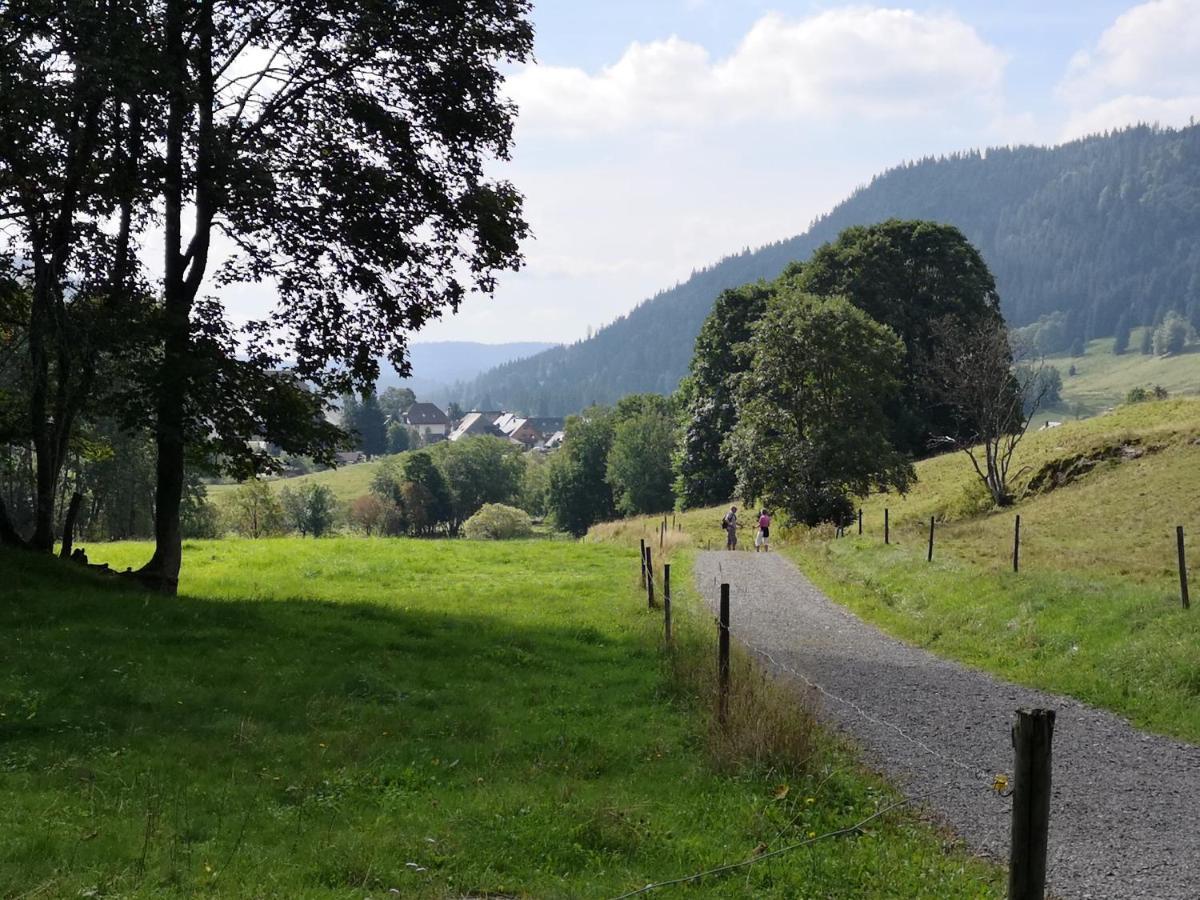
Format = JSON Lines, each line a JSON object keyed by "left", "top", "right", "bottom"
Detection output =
{"left": 2, "top": 539, "right": 1000, "bottom": 897}
{"left": 767, "top": 398, "right": 1200, "bottom": 742}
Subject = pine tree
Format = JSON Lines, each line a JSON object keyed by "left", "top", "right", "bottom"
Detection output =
{"left": 1140, "top": 326, "right": 1154, "bottom": 355}
{"left": 1112, "top": 313, "right": 1131, "bottom": 354}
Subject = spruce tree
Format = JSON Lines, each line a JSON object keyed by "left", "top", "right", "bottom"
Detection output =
{"left": 1112, "top": 314, "right": 1131, "bottom": 354}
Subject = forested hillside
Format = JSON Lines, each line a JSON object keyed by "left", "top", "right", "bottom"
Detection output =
{"left": 457, "top": 123, "right": 1200, "bottom": 415}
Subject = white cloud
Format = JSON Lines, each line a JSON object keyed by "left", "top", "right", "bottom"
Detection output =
{"left": 1058, "top": 0, "right": 1200, "bottom": 137}
{"left": 508, "top": 8, "right": 1008, "bottom": 136}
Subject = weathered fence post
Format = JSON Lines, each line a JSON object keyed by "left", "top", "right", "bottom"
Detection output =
{"left": 646, "top": 547, "right": 655, "bottom": 608}
{"left": 884, "top": 508, "right": 890, "bottom": 545}
{"left": 639, "top": 539, "right": 646, "bottom": 588}
{"left": 858, "top": 508, "right": 863, "bottom": 535}
{"left": 1178, "top": 526, "right": 1190, "bottom": 610}
{"left": 663, "top": 563, "right": 672, "bottom": 645}
{"left": 927, "top": 516, "right": 935, "bottom": 563}
{"left": 1013, "top": 515, "right": 1022, "bottom": 574}
{"left": 718, "top": 583, "right": 730, "bottom": 726}
{"left": 1009, "top": 708, "right": 1055, "bottom": 900}
{"left": 660, "top": 518, "right": 665, "bottom": 550}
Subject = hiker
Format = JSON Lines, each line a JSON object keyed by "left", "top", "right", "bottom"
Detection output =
{"left": 755, "top": 509, "right": 771, "bottom": 552}
{"left": 721, "top": 506, "right": 739, "bottom": 550}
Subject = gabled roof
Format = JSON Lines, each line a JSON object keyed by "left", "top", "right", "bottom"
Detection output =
{"left": 405, "top": 402, "right": 449, "bottom": 426}
{"left": 448, "top": 410, "right": 503, "bottom": 441}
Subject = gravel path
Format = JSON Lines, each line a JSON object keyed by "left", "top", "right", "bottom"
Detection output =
{"left": 693, "top": 550, "right": 1200, "bottom": 900}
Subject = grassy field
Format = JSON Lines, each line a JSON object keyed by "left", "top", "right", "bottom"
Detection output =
{"left": 656, "top": 397, "right": 1200, "bottom": 743}
{"left": 1041, "top": 331, "right": 1200, "bottom": 419}
{"left": 2, "top": 538, "right": 1001, "bottom": 898}
{"left": 206, "top": 457, "right": 389, "bottom": 504}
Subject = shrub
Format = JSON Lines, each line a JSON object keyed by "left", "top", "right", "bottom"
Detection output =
{"left": 280, "top": 483, "right": 337, "bottom": 537}
{"left": 222, "top": 479, "right": 286, "bottom": 538}
{"left": 348, "top": 494, "right": 387, "bottom": 535}
{"left": 463, "top": 503, "right": 533, "bottom": 540}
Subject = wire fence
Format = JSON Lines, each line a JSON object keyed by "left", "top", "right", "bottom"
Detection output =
{"left": 624, "top": 540, "right": 1054, "bottom": 900}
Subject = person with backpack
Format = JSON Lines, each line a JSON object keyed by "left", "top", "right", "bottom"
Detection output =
{"left": 755, "top": 509, "right": 772, "bottom": 552}
{"left": 721, "top": 506, "right": 739, "bottom": 550}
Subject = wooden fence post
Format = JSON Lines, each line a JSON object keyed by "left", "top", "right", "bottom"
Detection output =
{"left": 1178, "top": 526, "right": 1190, "bottom": 610}
{"left": 927, "top": 516, "right": 935, "bottom": 562}
{"left": 646, "top": 547, "right": 655, "bottom": 608}
{"left": 1009, "top": 708, "right": 1055, "bottom": 900}
{"left": 1013, "top": 515, "right": 1021, "bottom": 574}
{"left": 884, "top": 508, "right": 889, "bottom": 545}
{"left": 639, "top": 539, "right": 646, "bottom": 588}
{"left": 718, "top": 583, "right": 730, "bottom": 726}
{"left": 858, "top": 508, "right": 863, "bottom": 535}
{"left": 663, "top": 563, "right": 672, "bottom": 645}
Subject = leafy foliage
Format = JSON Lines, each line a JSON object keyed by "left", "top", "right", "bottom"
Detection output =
{"left": 221, "top": 480, "right": 284, "bottom": 538}
{"left": 607, "top": 397, "right": 678, "bottom": 517}
{"left": 788, "top": 220, "right": 1005, "bottom": 456}
{"left": 1153, "top": 312, "right": 1194, "bottom": 356}
{"left": 674, "top": 282, "right": 772, "bottom": 509}
{"left": 279, "top": 483, "right": 337, "bottom": 537}
{"left": 546, "top": 410, "right": 618, "bottom": 537}
{"left": 463, "top": 503, "right": 533, "bottom": 540}
{"left": 429, "top": 436, "right": 524, "bottom": 534}
{"left": 727, "top": 293, "right": 913, "bottom": 525}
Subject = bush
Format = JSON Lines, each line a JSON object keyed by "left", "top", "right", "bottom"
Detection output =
{"left": 463, "top": 503, "right": 533, "bottom": 540}
{"left": 222, "top": 479, "right": 286, "bottom": 538}
{"left": 1126, "top": 385, "right": 1168, "bottom": 405}
{"left": 279, "top": 483, "right": 337, "bottom": 537}
{"left": 348, "top": 494, "right": 387, "bottom": 535}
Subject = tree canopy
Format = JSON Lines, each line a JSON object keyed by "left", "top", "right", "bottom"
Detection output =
{"left": 0, "top": 1, "right": 534, "bottom": 588}
{"left": 727, "top": 292, "right": 913, "bottom": 525}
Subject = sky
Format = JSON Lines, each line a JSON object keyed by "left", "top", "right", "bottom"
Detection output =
{"left": 261, "top": 1, "right": 1200, "bottom": 346}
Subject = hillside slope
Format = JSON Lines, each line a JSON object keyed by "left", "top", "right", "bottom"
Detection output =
{"left": 619, "top": 397, "right": 1200, "bottom": 741}
{"left": 459, "top": 123, "right": 1200, "bottom": 415}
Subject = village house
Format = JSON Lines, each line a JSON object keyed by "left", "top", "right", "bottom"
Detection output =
{"left": 448, "top": 410, "right": 565, "bottom": 449}
{"left": 404, "top": 402, "right": 451, "bottom": 443}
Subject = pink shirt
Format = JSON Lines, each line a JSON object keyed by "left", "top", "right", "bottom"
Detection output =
{"left": 759, "top": 515, "right": 771, "bottom": 528}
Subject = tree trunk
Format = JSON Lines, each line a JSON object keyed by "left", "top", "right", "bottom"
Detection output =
{"left": 0, "top": 497, "right": 27, "bottom": 548}
{"left": 138, "top": 0, "right": 214, "bottom": 594}
{"left": 59, "top": 491, "right": 84, "bottom": 559}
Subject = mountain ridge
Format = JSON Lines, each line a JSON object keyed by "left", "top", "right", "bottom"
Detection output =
{"left": 454, "top": 123, "right": 1200, "bottom": 416}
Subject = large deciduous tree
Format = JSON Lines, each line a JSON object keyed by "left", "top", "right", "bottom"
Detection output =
{"left": 674, "top": 281, "right": 772, "bottom": 509}
{"left": 135, "top": 0, "right": 532, "bottom": 590}
{"left": 0, "top": 1, "right": 532, "bottom": 586}
{"left": 607, "top": 395, "right": 676, "bottom": 517}
{"left": 545, "top": 409, "right": 617, "bottom": 537}
{"left": 0, "top": 3, "right": 153, "bottom": 550}
{"left": 789, "top": 220, "right": 1005, "bottom": 456}
{"left": 727, "top": 292, "right": 914, "bottom": 526}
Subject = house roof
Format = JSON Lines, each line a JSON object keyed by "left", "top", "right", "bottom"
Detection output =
{"left": 448, "top": 411, "right": 503, "bottom": 441}
{"left": 405, "top": 402, "right": 449, "bottom": 426}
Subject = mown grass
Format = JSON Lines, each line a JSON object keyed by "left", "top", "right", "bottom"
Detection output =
{"left": 2, "top": 538, "right": 1001, "bottom": 898}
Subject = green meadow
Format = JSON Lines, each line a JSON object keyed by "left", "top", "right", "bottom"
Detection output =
{"left": 2, "top": 538, "right": 1000, "bottom": 898}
